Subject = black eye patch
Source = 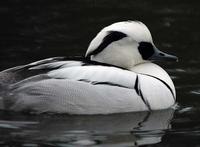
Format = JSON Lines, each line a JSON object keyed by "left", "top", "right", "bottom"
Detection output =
{"left": 138, "top": 42, "right": 154, "bottom": 60}
{"left": 86, "top": 31, "right": 127, "bottom": 58}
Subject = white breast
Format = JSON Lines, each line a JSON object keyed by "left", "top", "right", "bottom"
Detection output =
{"left": 131, "top": 62, "right": 176, "bottom": 98}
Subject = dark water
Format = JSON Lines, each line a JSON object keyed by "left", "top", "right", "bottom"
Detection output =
{"left": 0, "top": 0, "right": 200, "bottom": 146}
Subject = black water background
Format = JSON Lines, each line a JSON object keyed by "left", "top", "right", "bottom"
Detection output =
{"left": 0, "top": 0, "right": 200, "bottom": 146}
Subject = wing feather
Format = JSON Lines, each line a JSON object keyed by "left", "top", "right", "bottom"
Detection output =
{"left": 48, "top": 66, "right": 137, "bottom": 89}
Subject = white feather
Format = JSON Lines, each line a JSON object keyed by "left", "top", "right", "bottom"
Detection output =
{"left": 10, "top": 78, "right": 148, "bottom": 114}
{"left": 48, "top": 65, "right": 137, "bottom": 88}
{"left": 6, "top": 62, "right": 175, "bottom": 114}
{"left": 132, "top": 62, "right": 176, "bottom": 97}
{"left": 29, "top": 61, "right": 83, "bottom": 70}
{"left": 0, "top": 20, "right": 177, "bottom": 114}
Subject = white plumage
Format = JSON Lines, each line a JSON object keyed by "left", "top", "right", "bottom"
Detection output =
{"left": 0, "top": 21, "right": 177, "bottom": 114}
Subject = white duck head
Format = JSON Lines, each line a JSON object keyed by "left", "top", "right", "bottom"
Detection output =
{"left": 86, "top": 21, "right": 177, "bottom": 69}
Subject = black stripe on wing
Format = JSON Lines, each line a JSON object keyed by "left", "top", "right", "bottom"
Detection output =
{"left": 79, "top": 79, "right": 132, "bottom": 89}
{"left": 134, "top": 75, "right": 151, "bottom": 110}
{"left": 79, "top": 76, "right": 152, "bottom": 111}
{"left": 141, "top": 74, "right": 176, "bottom": 101}
{"left": 92, "top": 81, "right": 131, "bottom": 89}
{"left": 26, "top": 56, "right": 126, "bottom": 71}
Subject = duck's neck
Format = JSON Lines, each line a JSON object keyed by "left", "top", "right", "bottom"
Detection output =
{"left": 130, "top": 62, "right": 168, "bottom": 78}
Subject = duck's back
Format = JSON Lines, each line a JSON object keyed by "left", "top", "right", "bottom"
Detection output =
{"left": 0, "top": 58, "right": 175, "bottom": 114}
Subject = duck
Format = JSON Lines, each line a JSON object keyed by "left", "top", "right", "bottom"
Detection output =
{"left": 0, "top": 21, "right": 178, "bottom": 114}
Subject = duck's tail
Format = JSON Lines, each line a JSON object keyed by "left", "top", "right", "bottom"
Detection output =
{"left": 0, "top": 66, "right": 27, "bottom": 110}
{"left": 0, "top": 96, "right": 4, "bottom": 110}
{"left": 0, "top": 82, "right": 6, "bottom": 110}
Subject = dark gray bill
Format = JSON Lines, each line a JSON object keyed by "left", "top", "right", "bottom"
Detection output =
{"left": 149, "top": 48, "right": 178, "bottom": 62}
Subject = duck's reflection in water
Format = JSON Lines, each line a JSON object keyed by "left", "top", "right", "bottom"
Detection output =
{"left": 0, "top": 109, "right": 174, "bottom": 146}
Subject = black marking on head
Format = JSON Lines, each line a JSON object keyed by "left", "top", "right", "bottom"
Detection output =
{"left": 86, "top": 31, "right": 127, "bottom": 58}
{"left": 138, "top": 42, "right": 154, "bottom": 60}
{"left": 134, "top": 75, "right": 151, "bottom": 110}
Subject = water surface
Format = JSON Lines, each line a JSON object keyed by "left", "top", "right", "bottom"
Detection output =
{"left": 0, "top": 0, "right": 200, "bottom": 146}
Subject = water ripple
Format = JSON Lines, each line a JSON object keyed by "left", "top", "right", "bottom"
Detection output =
{"left": 190, "top": 90, "right": 200, "bottom": 95}
{"left": 0, "top": 120, "right": 39, "bottom": 129}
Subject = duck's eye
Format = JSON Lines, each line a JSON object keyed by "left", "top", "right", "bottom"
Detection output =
{"left": 138, "top": 42, "right": 154, "bottom": 60}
